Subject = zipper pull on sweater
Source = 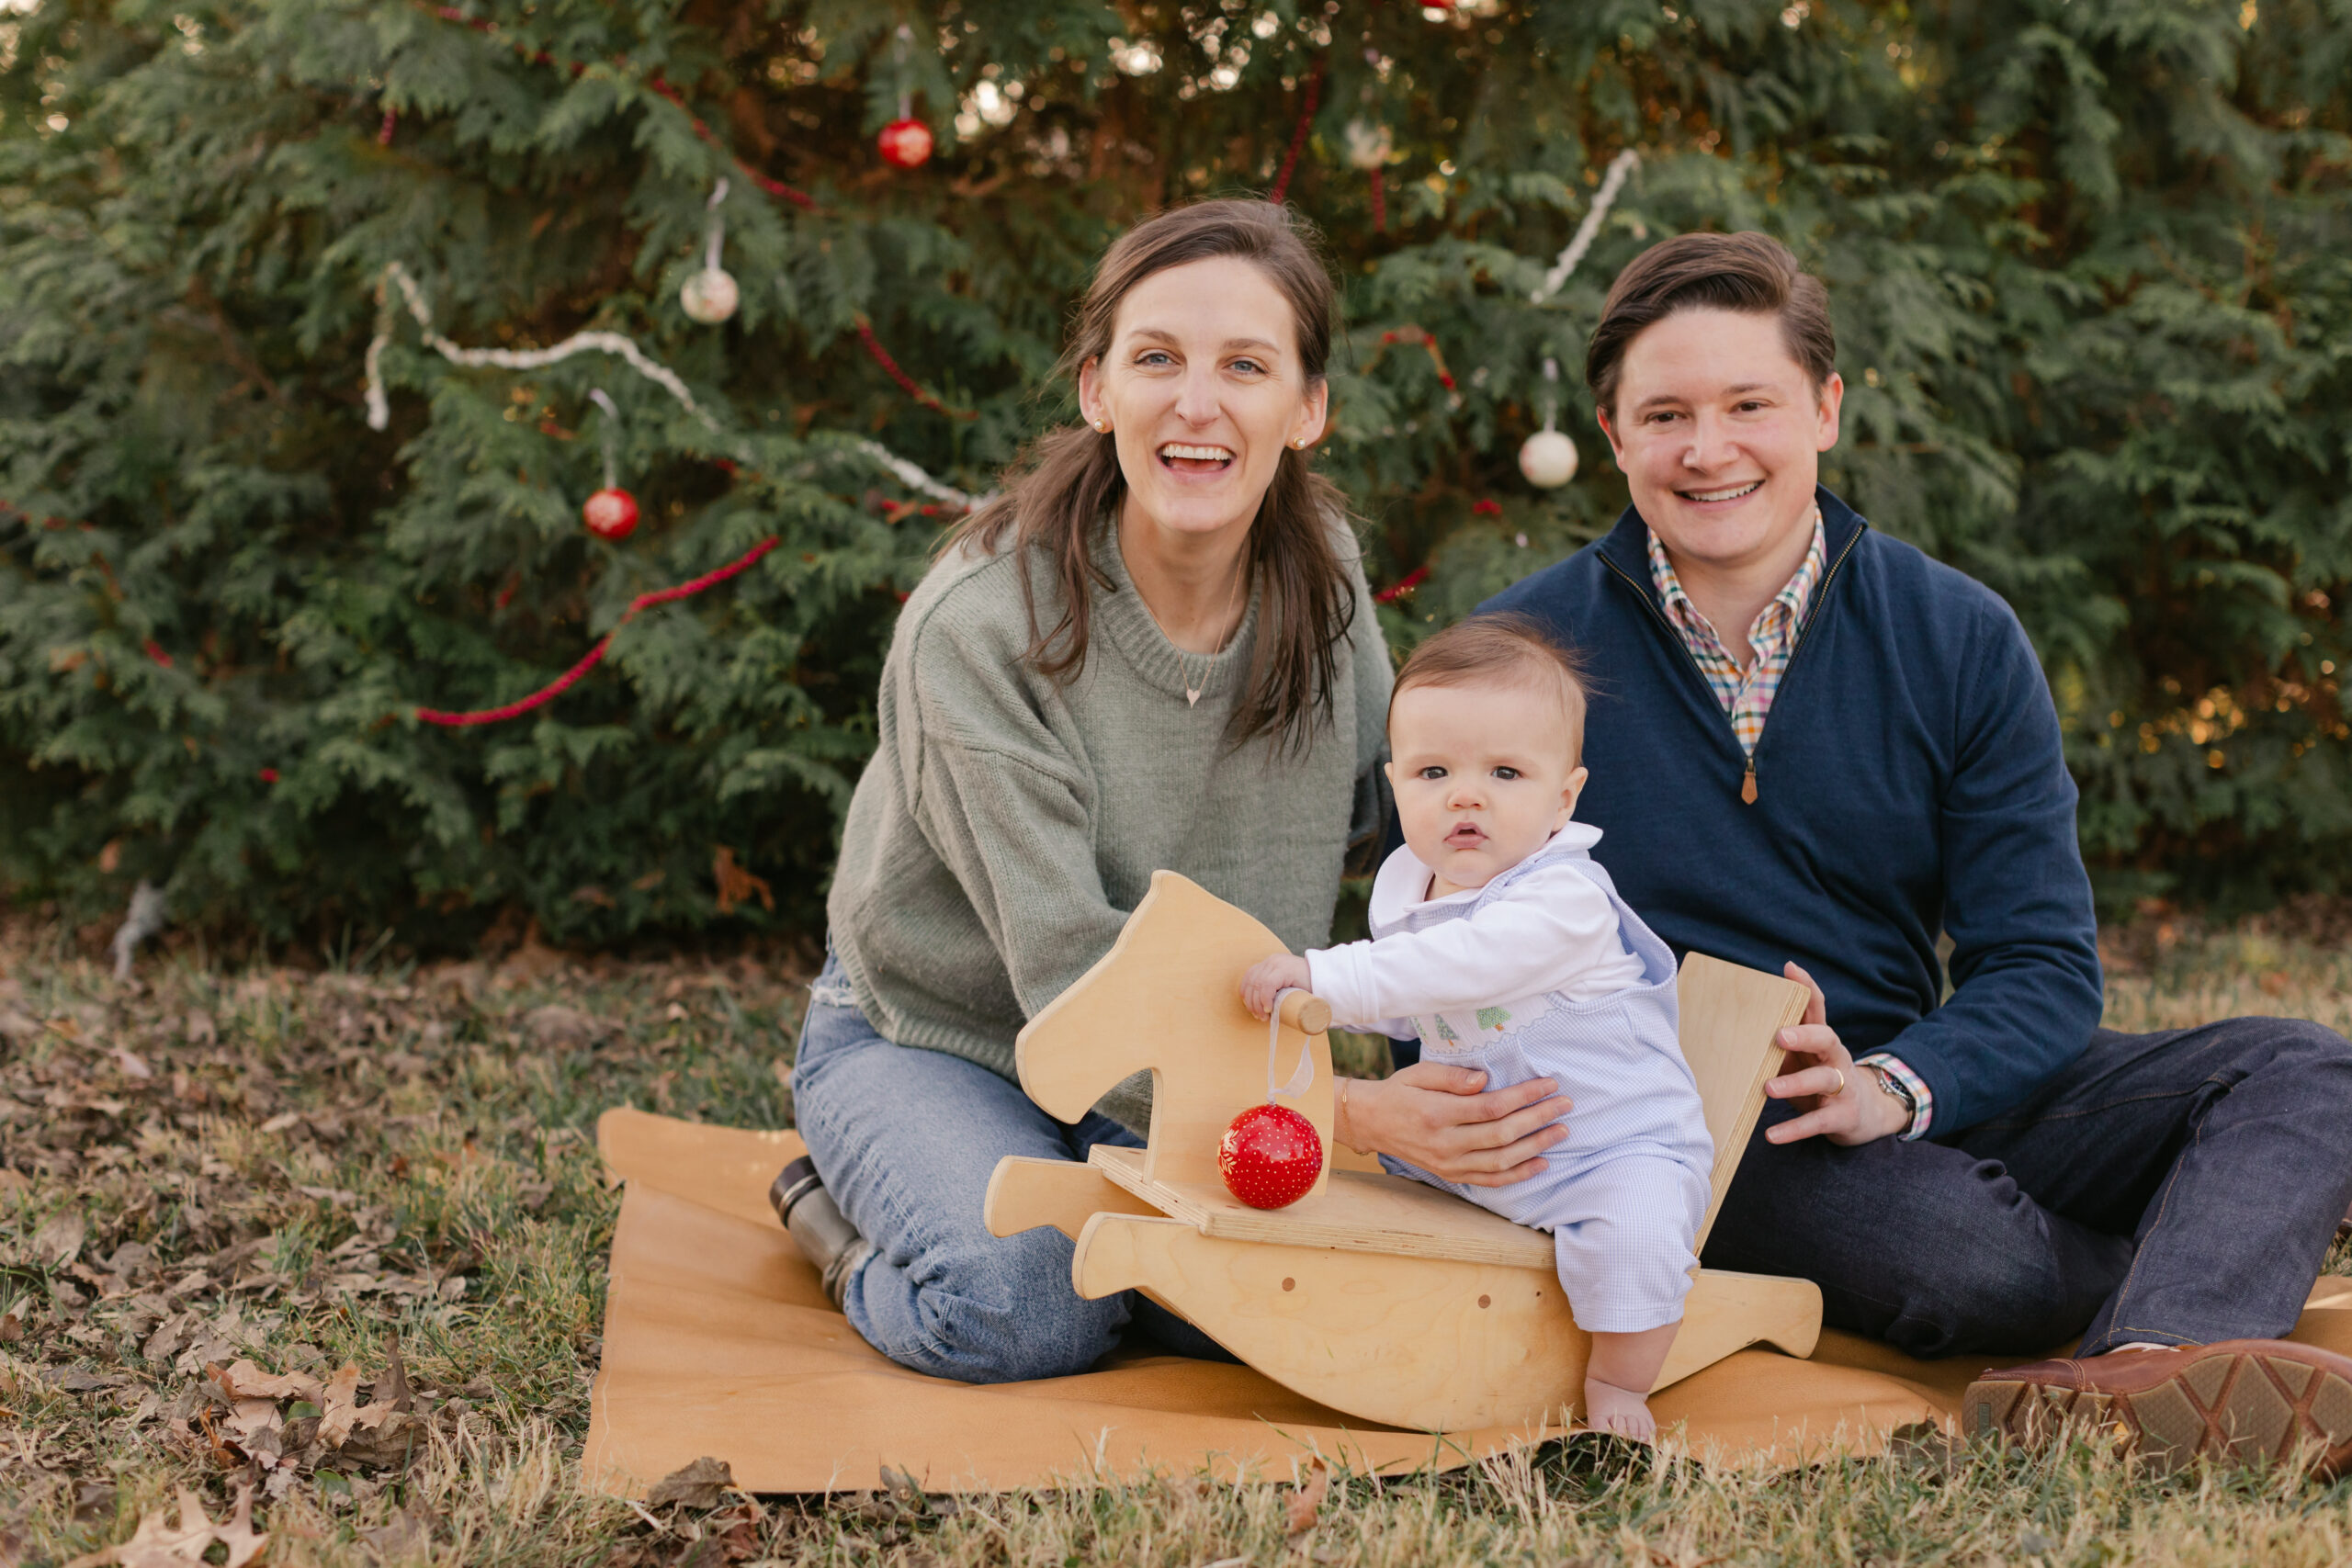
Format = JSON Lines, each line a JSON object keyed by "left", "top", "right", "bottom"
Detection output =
{"left": 1741, "top": 757, "right": 1758, "bottom": 805}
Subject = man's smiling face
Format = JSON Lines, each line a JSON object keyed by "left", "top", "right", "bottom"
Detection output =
{"left": 1596, "top": 306, "right": 1842, "bottom": 578}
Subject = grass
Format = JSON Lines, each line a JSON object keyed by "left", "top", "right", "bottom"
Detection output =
{"left": 3, "top": 906, "right": 2352, "bottom": 1566}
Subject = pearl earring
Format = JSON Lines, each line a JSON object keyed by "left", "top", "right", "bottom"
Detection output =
{"left": 1094, "top": 419, "right": 1109, "bottom": 433}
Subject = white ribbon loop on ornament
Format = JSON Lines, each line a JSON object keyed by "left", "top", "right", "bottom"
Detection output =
{"left": 1266, "top": 987, "right": 1317, "bottom": 1103}
{"left": 703, "top": 178, "right": 729, "bottom": 273}
{"left": 588, "top": 388, "right": 620, "bottom": 491}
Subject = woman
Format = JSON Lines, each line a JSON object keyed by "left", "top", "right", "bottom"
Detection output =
{"left": 776, "top": 199, "right": 1574, "bottom": 1383}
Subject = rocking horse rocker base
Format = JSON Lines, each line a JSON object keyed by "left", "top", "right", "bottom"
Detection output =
{"left": 984, "top": 872, "right": 1826, "bottom": 1435}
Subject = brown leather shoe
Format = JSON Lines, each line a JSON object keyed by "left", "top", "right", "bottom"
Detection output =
{"left": 1962, "top": 1340, "right": 2352, "bottom": 1476}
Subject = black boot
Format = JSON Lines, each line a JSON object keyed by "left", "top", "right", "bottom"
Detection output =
{"left": 770, "top": 1155, "right": 872, "bottom": 1308}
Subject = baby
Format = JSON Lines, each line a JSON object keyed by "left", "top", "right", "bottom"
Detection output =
{"left": 1241, "top": 613, "right": 1713, "bottom": 1441}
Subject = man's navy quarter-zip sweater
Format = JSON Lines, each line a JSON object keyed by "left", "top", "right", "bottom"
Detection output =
{"left": 1482, "top": 486, "right": 2103, "bottom": 1135}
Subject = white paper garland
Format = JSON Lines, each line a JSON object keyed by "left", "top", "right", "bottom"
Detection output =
{"left": 361, "top": 261, "right": 980, "bottom": 509}
{"left": 1530, "top": 149, "right": 1640, "bottom": 303}
{"left": 848, "top": 439, "right": 980, "bottom": 508}
{"left": 368, "top": 262, "right": 707, "bottom": 428}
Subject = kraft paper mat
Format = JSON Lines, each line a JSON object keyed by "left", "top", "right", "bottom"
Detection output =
{"left": 584, "top": 1106, "right": 2352, "bottom": 1495}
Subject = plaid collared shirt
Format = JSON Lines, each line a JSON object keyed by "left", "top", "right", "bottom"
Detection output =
{"left": 1645, "top": 507, "right": 1932, "bottom": 1139}
{"left": 1645, "top": 505, "right": 1826, "bottom": 758}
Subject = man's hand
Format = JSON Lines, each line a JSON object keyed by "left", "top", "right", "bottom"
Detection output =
{"left": 1239, "top": 953, "right": 1313, "bottom": 1020}
{"left": 1763, "top": 962, "right": 1911, "bottom": 1146}
{"left": 1335, "top": 1061, "right": 1572, "bottom": 1185}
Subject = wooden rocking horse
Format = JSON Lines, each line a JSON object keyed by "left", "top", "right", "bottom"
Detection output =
{"left": 983, "top": 870, "right": 1826, "bottom": 1433}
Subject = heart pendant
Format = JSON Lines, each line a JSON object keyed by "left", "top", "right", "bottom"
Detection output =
{"left": 1185, "top": 688, "right": 1202, "bottom": 706}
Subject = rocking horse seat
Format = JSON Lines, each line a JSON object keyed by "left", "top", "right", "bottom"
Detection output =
{"left": 984, "top": 870, "right": 1826, "bottom": 1434}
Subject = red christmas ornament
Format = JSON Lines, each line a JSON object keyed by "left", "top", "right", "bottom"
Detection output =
{"left": 582, "top": 487, "right": 639, "bottom": 541}
{"left": 1218, "top": 1102, "right": 1324, "bottom": 1210}
{"left": 877, "top": 118, "right": 933, "bottom": 169}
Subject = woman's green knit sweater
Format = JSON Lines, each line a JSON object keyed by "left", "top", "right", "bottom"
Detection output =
{"left": 826, "top": 523, "right": 1392, "bottom": 1131}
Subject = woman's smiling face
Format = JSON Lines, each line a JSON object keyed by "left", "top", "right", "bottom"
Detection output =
{"left": 1080, "top": 256, "right": 1329, "bottom": 544}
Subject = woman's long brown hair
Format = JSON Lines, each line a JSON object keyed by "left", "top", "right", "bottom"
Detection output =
{"left": 947, "top": 199, "right": 1358, "bottom": 754}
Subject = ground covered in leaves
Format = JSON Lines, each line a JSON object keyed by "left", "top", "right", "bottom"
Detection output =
{"left": 5, "top": 905, "right": 2352, "bottom": 1566}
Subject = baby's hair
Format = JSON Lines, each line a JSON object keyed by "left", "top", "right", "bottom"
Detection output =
{"left": 1389, "top": 613, "right": 1591, "bottom": 757}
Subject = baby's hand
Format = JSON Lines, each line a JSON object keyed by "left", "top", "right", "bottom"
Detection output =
{"left": 1240, "top": 954, "right": 1313, "bottom": 1021}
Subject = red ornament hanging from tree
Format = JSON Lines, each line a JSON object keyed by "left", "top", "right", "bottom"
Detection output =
{"left": 878, "top": 118, "right": 933, "bottom": 169}
{"left": 582, "top": 388, "right": 639, "bottom": 540}
{"left": 583, "top": 487, "right": 639, "bottom": 540}
{"left": 877, "top": 26, "right": 933, "bottom": 169}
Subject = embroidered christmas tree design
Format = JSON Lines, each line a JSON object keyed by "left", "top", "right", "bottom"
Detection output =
{"left": 1431, "top": 1015, "right": 1461, "bottom": 1044}
{"left": 1476, "top": 1006, "right": 1513, "bottom": 1033}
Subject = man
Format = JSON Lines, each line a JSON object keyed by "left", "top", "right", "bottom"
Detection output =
{"left": 1481, "top": 230, "right": 2352, "bottom": 1470}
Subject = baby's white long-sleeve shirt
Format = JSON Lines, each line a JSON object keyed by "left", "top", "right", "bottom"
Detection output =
{"left": 1303, "top": 820, "right": 1711, "bottom": 1334}
{"left": 1305, "top": 822, "right": 1645, "bottom": 1033}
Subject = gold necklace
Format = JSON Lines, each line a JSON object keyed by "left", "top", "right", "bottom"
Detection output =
{"left": 1182, "top": 563, "right": 1249, "bottom": 707}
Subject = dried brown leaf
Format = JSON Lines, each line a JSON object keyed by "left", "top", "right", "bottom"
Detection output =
{"left": 711, "top": 848, "right": 773, "bottom": 917}
{"left": 62, "top": 1483, "right": 254, "bottom": 1568}
{"left": 878, "top": 1463, "right": 928, "bottom": 1517}
{"left": 319, "top": 1363, "right": 399, "bottom": 1445}
{"left": 1283, "top": 1457, "right": 1329, "bottom": 1544}
{"left": 213, "top": 1486, "right": 267, "bottom": 1568}
{"left": 54, "top": 1369, "right": 129, "bottom": 1394}
{"left": 646, "top": 1455, "right": 734, "bottom": 1510}
{"left": 332, "top": 1411, "right": 426, "bottom": 1471}
{"left": 211, "top": 1359, "right": 325, "bottom": 1405}
{"left": 526, "top": 1005, "right": 610, "bottom": 1050}
{"left": 1886, "top": 1418, "right": 1960, "bottom": 1478}
{"left": 359, "top": 1499, "right": 436, "bottom": 1562}
{"left": 376, "top": 1335, "right": 414, "bottom": 1414}
{"left": 34, "top": 1211, "right": 87, "bottom": 1266}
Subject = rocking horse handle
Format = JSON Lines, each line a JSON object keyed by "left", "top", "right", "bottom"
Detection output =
{"left": 1277, "top": 990, "right": 1331, "bottom": 1037}
{"left": 1012, "top": 871, "right": 1337, "bottom": 1193}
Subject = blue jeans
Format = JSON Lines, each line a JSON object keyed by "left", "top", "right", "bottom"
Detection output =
{"left": 1692, "top": 1016, "right": 2352, "bottom": 1358}
{"left": 790, "top": 951, "right": 1232, "bottom": 1382}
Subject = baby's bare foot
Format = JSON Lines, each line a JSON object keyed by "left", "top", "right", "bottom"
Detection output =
{"left": 1582, "top": 1375, "right": 1657, "bottom": 1443}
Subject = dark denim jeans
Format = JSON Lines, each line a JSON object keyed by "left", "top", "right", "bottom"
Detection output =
{"left": 792, "top": 950, "right": 1232, "bottom": 1382}
{"left": 1692, "top": 1016, "right": 2352, "bottom": 1359}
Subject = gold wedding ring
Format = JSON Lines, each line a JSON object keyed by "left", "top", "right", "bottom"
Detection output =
{"left": 1830, "top": 1068, "right": 1847, "bottom": 1096}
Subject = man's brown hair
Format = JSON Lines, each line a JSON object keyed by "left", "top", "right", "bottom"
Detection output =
{"left": 1585, "top": 231, "right": 1837, "bottom": 417}
{"left": 1390, "top": 614, "right": 1590, "bottom": 759}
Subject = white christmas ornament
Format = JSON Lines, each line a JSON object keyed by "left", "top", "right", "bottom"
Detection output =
{"left": 1342, "top": 118, "right": 1393, "bottom": 170}
{"left": 681, "top": 268, "right": 739, "bottom": 323}
{"left": 1519, "top": 355, "right": 1579, "bottom": 488}
{"left": 681, "top": 177, "right": 738, "bottom": 324}
{"left": 1518, "top": 429, "right": 1578, "bottom": 488}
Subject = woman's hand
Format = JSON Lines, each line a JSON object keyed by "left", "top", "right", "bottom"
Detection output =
{"left": 1239, "top": 954, "right": 1312, "bottom": 1020}
{"left": 1763, "top": 962, "right": 1909, "bottom": 1146}
{"left": 1335, "top": 1061, "right": 1571, "bottom": 1186}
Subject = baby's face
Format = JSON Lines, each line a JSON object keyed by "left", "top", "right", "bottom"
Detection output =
{"left": 1385, "top": 679, "right": 1589, "bottom": 899}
